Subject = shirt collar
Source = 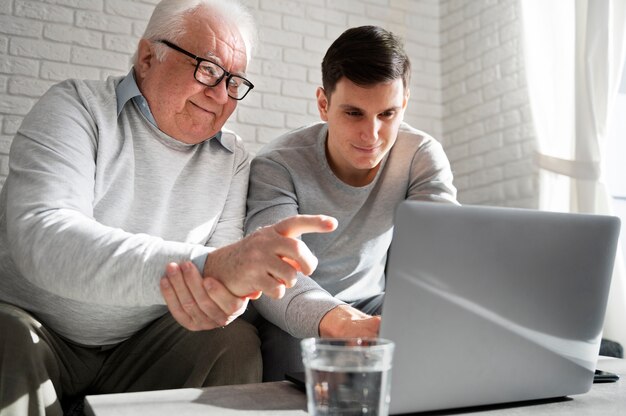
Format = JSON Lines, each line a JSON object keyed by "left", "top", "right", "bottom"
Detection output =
{"left": 115, "top": 69, "right": 231, "bottom": 152}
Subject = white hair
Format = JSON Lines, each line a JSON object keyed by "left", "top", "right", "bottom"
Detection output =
{"left": 133, "top": 0, "right": 258, "bottom": 65}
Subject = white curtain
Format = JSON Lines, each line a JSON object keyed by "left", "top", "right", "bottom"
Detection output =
{"left": 520, "top": 0, "right": 626, "bottom": 349}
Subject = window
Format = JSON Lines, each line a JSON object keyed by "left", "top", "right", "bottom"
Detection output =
{"left": 606, "top": 59, "right": 626, "bottom": 260}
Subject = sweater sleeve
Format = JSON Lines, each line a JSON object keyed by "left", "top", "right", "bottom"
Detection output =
{"left": 407, "top": 137, "right": 459, "bottom": 204}
{"left": 245, "top": 153, "right": 343, "bottom": 337}
{"left": 5, "top": 81, "right": 214, "bottom": 307}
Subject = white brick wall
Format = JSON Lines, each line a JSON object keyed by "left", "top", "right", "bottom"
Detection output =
{"left": 441, "top": 0, "right": 538, "bottom": 208}
{"left": 0, "top": 0, "right": 538, "bottom": 209}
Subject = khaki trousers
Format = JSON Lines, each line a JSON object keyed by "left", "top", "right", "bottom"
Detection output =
{"left": 0, "top": 303, "right": 262, "bottom": 416}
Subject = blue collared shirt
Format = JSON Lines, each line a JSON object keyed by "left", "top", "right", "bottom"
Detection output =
{"left": 115, "top": 69, "right": 229, "bottom": 151}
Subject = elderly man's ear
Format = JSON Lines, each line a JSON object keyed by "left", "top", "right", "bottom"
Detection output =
{"left": 135, "top": 39, "right": 156, "bottom": 81}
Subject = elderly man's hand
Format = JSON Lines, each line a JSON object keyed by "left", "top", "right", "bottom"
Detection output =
{"left": 204, "top": 214, "right": 338, "bottom": 299}
{"left": 160, "top": 261, "right": 247, "bottom": 331}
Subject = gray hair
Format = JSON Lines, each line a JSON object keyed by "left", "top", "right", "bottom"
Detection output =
{"left": 133, "top": 0, "right": 257, "bottom": 65}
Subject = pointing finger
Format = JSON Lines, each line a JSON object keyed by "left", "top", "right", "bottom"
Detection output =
{"left": 272, "top": 215, "right": 338, "bottom": 238}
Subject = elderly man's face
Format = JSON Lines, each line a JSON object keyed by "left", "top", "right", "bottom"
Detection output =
{"left": 135, "top": 8, "right": 248, "bottom": 144}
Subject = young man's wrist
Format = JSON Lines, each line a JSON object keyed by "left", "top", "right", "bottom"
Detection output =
{"left": 318, "top": 304, "right": 369, "bottom": 337}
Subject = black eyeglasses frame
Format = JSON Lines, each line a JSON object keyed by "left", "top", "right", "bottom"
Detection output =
{"left": 156, "top": 39, "right": 254, "bottom": 101}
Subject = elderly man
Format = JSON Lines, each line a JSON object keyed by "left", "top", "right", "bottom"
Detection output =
{"left": 0, "top": 1, "right": 335, "bottom": 414}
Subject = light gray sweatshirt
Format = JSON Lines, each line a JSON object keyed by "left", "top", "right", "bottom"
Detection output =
{"left": 246, "top": 122, "right": 458, "bottom": 338}
{"left": 0, "top": 76, "right": 250, "bottom": 345}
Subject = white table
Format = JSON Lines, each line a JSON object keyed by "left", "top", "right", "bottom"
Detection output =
{"left": 85, "top": 357, "right": 626, "bottom": 415}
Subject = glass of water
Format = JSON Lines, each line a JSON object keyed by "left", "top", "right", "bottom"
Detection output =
{"left": 301, "top": 338, "right": 395, "bottom": 416}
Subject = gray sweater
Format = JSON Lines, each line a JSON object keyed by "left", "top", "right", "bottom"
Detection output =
{"left": 0, "top": 76, "right": 250, "bottom": 345}
{"left": 246, "top": 122, "right": 458, "bottom": 338}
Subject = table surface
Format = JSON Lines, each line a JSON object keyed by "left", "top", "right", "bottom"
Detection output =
{"left": 84, "top": 357, "right": 626, "bottom": 416}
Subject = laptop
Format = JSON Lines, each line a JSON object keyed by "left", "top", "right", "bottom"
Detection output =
{"left": 380, "top": 201, "right": 621, "bottom": 414}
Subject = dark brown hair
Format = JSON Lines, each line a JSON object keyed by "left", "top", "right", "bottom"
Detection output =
{"left": 321, "top": 25, "right": 411, "bottom": 98}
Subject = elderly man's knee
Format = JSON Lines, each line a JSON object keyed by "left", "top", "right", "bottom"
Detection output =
{"left": 0, "top": 304, "right": 63, "bottom": 415}
{"left": 200, "top": 318, "right": 262, "bottom": 386}
{"left": 214, "top": 318, "right": 261, "bottom": 359}
{"left": 0, "top": 304, "right": 43, "bottom": 354}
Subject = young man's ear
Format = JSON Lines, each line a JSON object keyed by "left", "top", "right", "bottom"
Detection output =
{"left": 316, "top": 87, "right": 329, "bottom": 121}
{"left": 403, "top": 88, "right": 410, "bottom": 110}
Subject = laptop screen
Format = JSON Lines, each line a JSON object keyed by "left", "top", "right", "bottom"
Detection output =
{"left": 380, "top": 201, "right": 620, "bottom": 414}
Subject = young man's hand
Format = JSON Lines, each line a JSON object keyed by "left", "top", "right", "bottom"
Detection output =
{"left": 318, "top": 304, "right": 381, "bottom": 338}
{"left": 204, "top": 214, "right": 338, "bottom": 299}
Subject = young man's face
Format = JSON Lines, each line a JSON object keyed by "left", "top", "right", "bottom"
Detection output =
{"left": 135, "top": 9, "right": 248, "bottom": 144}
{"left": 317, "top": 77, "right": 409, "bottom": 186}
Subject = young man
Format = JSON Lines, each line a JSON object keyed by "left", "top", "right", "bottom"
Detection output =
{"left": 245, "top": 25, "right": 459, "bottom": 381}
{"left": 0, "top": 0, "right": 335, "bottom": 414}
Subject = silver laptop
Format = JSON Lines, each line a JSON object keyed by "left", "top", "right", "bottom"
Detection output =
{"left": 380, "top": 201, "right": 620, "bottom": 414}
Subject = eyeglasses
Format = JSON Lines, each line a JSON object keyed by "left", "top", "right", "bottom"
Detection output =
{"left": 156, "top": 39, "right": 254, "bottom": 100}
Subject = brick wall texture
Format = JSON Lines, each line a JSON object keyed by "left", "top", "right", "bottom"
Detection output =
{"left": 0, "top": 0, "right": 539, "bottom": 207}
